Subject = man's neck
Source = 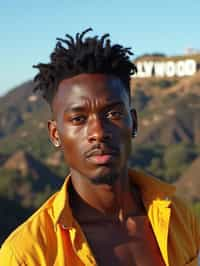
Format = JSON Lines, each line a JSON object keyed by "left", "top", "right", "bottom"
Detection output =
{"left": 70, "top": 170, "right": 144, "bottom": 222}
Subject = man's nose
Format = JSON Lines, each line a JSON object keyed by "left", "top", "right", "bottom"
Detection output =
{"left": 87, "top": 116, "right": 111, "bottom": 142}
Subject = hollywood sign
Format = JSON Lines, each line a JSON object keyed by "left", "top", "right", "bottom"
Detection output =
{"left": 133, "top": 59, "right": 198, "bottom": 78}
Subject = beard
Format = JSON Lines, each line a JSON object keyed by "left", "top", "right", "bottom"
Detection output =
{"left": 90, "top": 170, "right": 119, "bottom": 186}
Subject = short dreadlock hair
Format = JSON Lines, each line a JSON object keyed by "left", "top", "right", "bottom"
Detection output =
{"left": 33, "top": 28, "right": 137, "bottom": 106}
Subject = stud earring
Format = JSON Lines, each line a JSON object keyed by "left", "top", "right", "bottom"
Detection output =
{"left": 132, "top": 130, "right": 137, "bottom": 138}
{"left": 54, "top": 141, "right": 61, "bottom": 147}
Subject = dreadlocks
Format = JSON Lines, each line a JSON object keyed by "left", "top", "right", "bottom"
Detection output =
{"left": 33, "top": 28, "right": 137, "bottom": 105}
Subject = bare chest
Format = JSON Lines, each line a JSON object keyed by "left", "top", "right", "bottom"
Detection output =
{"left": 81, "top": 216, "right": 165, "bottom": 266}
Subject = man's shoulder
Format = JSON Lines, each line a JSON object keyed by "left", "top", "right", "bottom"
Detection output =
{"left": 168, "top": 192, "right": 198, "bottom": 221}
{"left": 169, "top": 194, "right": 200, "bottom": 253}
{"left": 0, "top": 193, "right": 58, "bottom": 263}
{"left": 171, "top": 194, "right": 200, "bottom": 226}
{"left": 130, "top": 169, "right": 199, "bottom": 235}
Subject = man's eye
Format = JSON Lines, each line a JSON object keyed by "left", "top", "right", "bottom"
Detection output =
{"left": 71, "top": 116, "right": 86, "bottom": 124}
{"left": 107, "top": 111, "right": 123, "bottom": 119}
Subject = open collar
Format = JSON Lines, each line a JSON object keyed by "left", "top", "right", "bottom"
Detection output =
{"left": 52, "top": 174, "right": 74, "bottom": 228}
{"left": 52, "top": 169, "right": 176, "bottom": 229}
{"left": 128, "top": 169, "right": 176, "bottom": 209}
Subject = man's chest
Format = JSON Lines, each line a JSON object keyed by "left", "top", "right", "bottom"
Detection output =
{"left": 81, "top": 216, "right": 165, "bottom": 266}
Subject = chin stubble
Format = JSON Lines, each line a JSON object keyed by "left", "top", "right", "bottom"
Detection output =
{"left": 90, "top": 172, "right": 119, "bottom": 186}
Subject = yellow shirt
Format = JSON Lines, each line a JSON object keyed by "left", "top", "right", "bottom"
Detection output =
{"left": 0, "top": 169, "right": 199, "bottom": 266}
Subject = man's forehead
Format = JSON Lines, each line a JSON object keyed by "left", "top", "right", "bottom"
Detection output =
{"left": 58, "top": 74, "right": 125, "bottom": 91}
{"left": 53, "top": 74, "right": 129, "bottom": 107}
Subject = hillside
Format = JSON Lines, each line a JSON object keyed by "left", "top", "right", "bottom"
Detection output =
{"left": 176, "top": 156, "right": 200, "bottom": 202}
{"left": 0, "top": 150, "right": 62, "bottom": 208}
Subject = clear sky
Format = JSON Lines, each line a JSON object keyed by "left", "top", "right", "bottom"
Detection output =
{"left": 0, "top": 0, "right": 199, "bottom": 96}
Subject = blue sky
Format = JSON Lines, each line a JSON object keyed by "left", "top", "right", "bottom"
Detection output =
{"left": 0, "top": 0, "right": 199, "bottom": 96}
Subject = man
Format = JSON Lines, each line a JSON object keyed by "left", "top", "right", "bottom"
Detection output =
{"left": 0, "top": 28, "right": 199, "bottom": 265}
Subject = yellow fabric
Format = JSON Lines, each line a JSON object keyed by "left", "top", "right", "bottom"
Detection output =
{"left": 0, "top": 169, "right": 199, "bottom": 265}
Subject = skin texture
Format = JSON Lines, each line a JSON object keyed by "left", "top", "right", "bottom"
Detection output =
{"left": 48, "top": 73, "right": 164, "bottom": 265}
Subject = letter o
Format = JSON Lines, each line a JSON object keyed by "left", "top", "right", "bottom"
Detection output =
{"left": 176, "top": 61, "right": 185, "bottom": 77}
{"left": 185, "top": 59, "right": 197, "bottom": 76}
{"left": 165, "top": 61, "right": 175, "bottom": 77}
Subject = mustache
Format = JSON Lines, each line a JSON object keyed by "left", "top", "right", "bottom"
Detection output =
{"left": 84, "top": 144, "right": 120, "bottom": 158}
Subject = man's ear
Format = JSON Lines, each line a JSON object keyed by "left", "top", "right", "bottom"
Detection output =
{"left": 48, "top": 120, "right": 61, "bottom": 148}
{"left": 130, "top": 108, "right": 138, "bottom": 138}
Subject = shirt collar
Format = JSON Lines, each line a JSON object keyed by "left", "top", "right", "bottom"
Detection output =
{"left": 52, "top": 174, "right": 74, "bottom": 228}
{"left": 128, "top": 169, "right": 176, "bottom": 209}
{"left": 52, "top": 169, "right": 176, "bottom": 228}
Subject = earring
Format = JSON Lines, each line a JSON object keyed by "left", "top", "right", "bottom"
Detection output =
{"left": 54, "top": 141, "right": 61, "bottom": 147}
{"left": 132, "top": 130, "right": 137, "bottom": 138}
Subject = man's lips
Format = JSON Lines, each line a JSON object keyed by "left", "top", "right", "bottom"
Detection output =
{"left": 86, "top": 154, "right": 115, "bottom": 164}
{"left": 85, "top": 147, "right": 119, "bottom": 165}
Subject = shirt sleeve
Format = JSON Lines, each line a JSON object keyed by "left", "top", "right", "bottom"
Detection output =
{"left": 194, "top": 211, "right": 200, "bottom": 251}
{"left": 0, "top": 243, "right": 25, "bottom": 266}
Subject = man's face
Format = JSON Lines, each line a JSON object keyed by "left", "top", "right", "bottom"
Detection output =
{"left": 49, "top": 73, "right": 136, "bottom": 185}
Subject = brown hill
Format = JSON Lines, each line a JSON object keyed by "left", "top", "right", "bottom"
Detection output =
{"left": 175, "top": 156, "right": 200, "bottom": 202}
{"left": 1, "top": 150, "right": 62, "bottom": 207}
{"left": 160, "top": 71, "right": 200, "bottom": 97}
{"left": 0, "top": 80, "right": 49, "bottom": 141}
{"left": 135, "top": 92, "right": 200, "bottom": 145}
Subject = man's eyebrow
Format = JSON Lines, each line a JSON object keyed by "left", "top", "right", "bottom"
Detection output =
{"left": 64, "top": 106, "right": 86, "bottom": 113}
{"left": 103, "top": 101, "right": 125, "bottom": 110}
{"left": 64, "top": 101, "right": 125, "bottom": 113}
